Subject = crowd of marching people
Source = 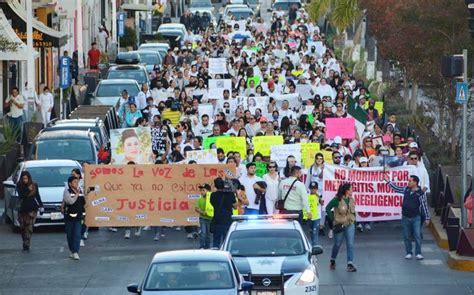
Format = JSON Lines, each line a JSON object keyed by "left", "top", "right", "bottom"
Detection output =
{"left": 15, "top": 6, "right": 439, "bottom": 270}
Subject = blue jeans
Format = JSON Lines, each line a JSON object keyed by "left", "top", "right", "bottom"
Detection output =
{"left": 199, "top": 218, "right": 211, "bottom": 249}
{"left": 331, "top": 223, "right": 355, "bottom": 264}
{"left": 244, "top": 208, "right": 259, "bottom": 215}
{"left": 212, "top": 223, "right": 230, "bottom": 248}
{"left": 8, "top": 115, "right": 24, "bottom": 143}
{"left": 402, "top": 215, "right": 422, "bottom": 255}
{"left": 65, "top": 219, "right": 82, "bottom": 253}
{"left": 311, "top": 219, "right": 321, "bottom": 246}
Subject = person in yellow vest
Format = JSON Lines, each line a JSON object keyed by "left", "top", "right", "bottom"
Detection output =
{"left": 195, "top": 183, "right": 213, "bottom": 249}
{"left": 304, "top": 181, "right": 323, "bottom": 247}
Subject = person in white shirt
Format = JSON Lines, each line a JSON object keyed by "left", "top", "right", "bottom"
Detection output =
{"left": 239, "top": 163, "right": 265, "bottom": 215}
{"left": 194, "top": 114, "right": 213, "bottom": 137}
{"left": 136, "top": 83, "right": 152, "bottom": 110}
{"left": 315, "top": 78, "right": 335, "bottom": 99}
{"left": 278, "top": 100, "right": 296, "bottom": 122}
{"left": 37, "top": 86, "right": 54, "bottom": 126}
{"left": 404, "top": 151, "right": 430, "bottom": 193}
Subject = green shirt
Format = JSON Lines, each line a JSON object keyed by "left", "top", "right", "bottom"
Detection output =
{"left": 325, "top": 197, "right": 350, "bottom": 221}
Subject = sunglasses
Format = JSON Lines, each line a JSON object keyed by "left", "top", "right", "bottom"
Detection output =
{"left": 333, "top": 156, "right": 342, "bottom": 159}
{"left": 410, "top": 157, "right": 418, "bottom": 160}
{"left": 268, "top": 166, "right": 276, "bottom": 168}
{"left": 316, "top": 157, "right": 323, "bottom": 160}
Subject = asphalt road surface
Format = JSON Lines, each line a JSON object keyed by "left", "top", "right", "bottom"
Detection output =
{"left": 0, "top": 215, "right": 473, "bottom": 295}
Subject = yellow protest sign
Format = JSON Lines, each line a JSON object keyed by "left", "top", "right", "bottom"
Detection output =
{"left": 216, "top": 136, "right": 247, "bottom": 157}
{"left": 364, "top": 101, "right": 384, "bottom": 115}
{"left": 301, "top": 143, "right": 321, "bottom": 168}
{"left": 252, "top": 136, "right": 284, "bottom": 156}
{"left": 322, "top": 150, "right": 334, "bottom": 164}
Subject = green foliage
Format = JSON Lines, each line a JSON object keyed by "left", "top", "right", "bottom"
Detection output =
{"left": 0, "top": 121, "right": 17, "bottom": 155}
{"left": 121, "top": 26, "right": 137, "bottom": 48}
{"left": 308, "top": 0, "right": 362, "bottom": 30}
{"left": 0, "top": 33, "right": 21, "bottom": 52}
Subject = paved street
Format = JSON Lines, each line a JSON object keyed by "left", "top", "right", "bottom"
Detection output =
{"left": 0, "top": 215, "right": 473, "bottom": 295}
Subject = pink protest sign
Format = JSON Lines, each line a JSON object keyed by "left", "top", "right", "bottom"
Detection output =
{"left": 325, "top": 118, "right": 355, "bottom": 139}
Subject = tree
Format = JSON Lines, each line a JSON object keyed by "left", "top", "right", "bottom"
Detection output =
{"left": 308, "top": 0, "right": 362, "bottom": 31}
{"left": 0, "top": 26, "right": 21, "bottom": 53}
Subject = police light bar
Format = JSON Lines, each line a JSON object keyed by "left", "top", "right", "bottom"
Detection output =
{"left": 232, "top": 214, "right": 300, "bottom": 221}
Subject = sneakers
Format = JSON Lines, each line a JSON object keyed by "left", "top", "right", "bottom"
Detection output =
{"left": 72, "top": 253, "right": 80, "bottom": 260}
{"left": 416, "top": 254, "right": 424, "bottom": 260}
{"left": 328, "top": 229, "right": 333, "bottom": 239}
{"left": 160, "top": 232, "right": 166, "bottom": 237}
{"left": 80, "top": 239, "right": 85, "bottom": 247}
{"left": 70, "top": 253, "right": 74, "bottom": 259}
{"left": 143, "top": 226, "right": 151, "bottom": 231}
{"left": 405, "top": 254, "right": 413, "bottom": 260}
{"left": 154, "top": 234, "right": 160, "bottom": 241}
{"left": 124, "top": 230, "right": 131, "bottom": 239}
{"left": 357, "top": 224, "right": 364, "bottom": 232}
{"left": 347, "top": 263, "right": 357, "bottom": 272}
{"left": 134, "top": 228, "right": 141, "bottom": 237}
{"left": 330, "top": 259, "right": 336, "bottom": 270}
{"left": 108, "top": 227, "right": 118, "bottom": 232}
{"left": 83, "top": 231, "right": 88, "bottom": 240}
{"left": 364, "top": 223, "right": 372, "bottom": 231}
{"left": 175, "top": 226, "right": 182, "bottom": 231}
{"left": 187, "top": 233, "right": 194, "bottom": 239}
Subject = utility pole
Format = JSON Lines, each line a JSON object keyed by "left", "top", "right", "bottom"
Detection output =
{"left": 26, "top": 0, "right": 34, "bottom": 94}
{"left": 462, "top": 49, "right": 468, "bottom": 228}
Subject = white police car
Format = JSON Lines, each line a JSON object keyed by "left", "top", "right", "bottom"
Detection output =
{"left": 221, "top": 215, "right": 323, "bottom": 295}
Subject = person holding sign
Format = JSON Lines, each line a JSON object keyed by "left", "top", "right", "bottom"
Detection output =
{"left": 195, "top": 184, "right": 213, "bottom": 249}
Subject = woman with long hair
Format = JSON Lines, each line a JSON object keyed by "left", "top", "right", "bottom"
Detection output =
{"left": 263, "top": 161, "right": 280, "bottom": 214}
{"left": 282, "top": 155, "right": 297, "bottom": 179}
{"left": 215, "top": 111, "right": 229, "bottom": 133}
{"left": 325, "top": 183, "right": 357, "bottom": 272}
{"left": 16, "top": 171, "right": 43, "bottom": 251}
{"left": 63, "top": 176, "right": 85, "bottom": 260}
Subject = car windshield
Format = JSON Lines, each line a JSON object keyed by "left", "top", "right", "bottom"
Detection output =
{"left": 36, "top": 139, "right": 94, "bottom": 163}
{"left": 247, "top": 0, "right": 258, "bottom": 5}
{"left": 96, "top": 83, "right": 139, "bottom": 97}
{"left": 227, "top": 229, "right": 305, "bottom": 256}
{"left": 230, "top": 11, "right": 253, "bottom": 19}
{"left": 273, "top": 2, "right": 301, "bottom": 11}
{"left": 26, "top": 166, "right": 77, "bottom": 187}
{"left": 144, "top": 261, "right": 234, "bottom": 291}
{"left": 191, "top": 0, "right": 211, "bottom": 7}
{"left": 107, "top": 70, "right": 147, "bottom": 84}
{"left": 139, "top": 53, "right": 160, "bottom": 65}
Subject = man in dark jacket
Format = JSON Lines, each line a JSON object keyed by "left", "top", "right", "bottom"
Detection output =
{"left": 210, "top": 177, "right": 236, "bottom": 248}
{"left": 385, "top": 174, "right": 430, "bottom": 260}
{"left": 193, "top": 12, "right": 202, "bottom": 34}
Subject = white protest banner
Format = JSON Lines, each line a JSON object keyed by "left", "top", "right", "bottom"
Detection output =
{"left": 304, "top": 105, "right": 315, "bottom": 115}
{"left": 198, "top": 103, "right": 214, "bottom": 119}
{"left": 209, "top": 58, "right": 227, "bottom": 75}
{"left": 208, "top": 79, "right": 232, "bottom": 99}
{"left": 186, "top": 149, "right": 218, "bottom": 164}
{"left": 270, "top": 144, "right": 301, "bottom": 167}
{"left": 254, "top": 96, "right": 269, "bottom": 110}
{"left": 296, "top": 84, "right": 314, "bottom": 100}
{"left": 274, "top": 93, "right": 301, "bottom": 109}
{"left": 322, "top": 164, "right": 418, "bottom": 216}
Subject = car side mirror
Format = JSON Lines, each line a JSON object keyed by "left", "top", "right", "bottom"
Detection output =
{"left": 267, "top": 8, "right": 272, "bottom": 12}
{"left": 311, "top": 246, "right": 323, "bottom": 256}
{"left": 126, "top": 283, "right": 140, "bottom": 293}
{"left": 240, "top": 281, "right": 254, "bottom": 291}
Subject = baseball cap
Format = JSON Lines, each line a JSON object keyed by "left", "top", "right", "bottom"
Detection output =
{"left": 409, "top": 142, "right": 418, "bottom": 149}
{"left": 128, "top": 96, "right": 136, "bottom": 105}
{"left": 309, "top": 181, "right": 318, "bottom": 189}
{"left": 260, "top": 116, "right": 268, "bottom": 123}
{"left": 198, "top": 183, "right": 211, "bottom": 190}
{"left": 333, "top": 136, "right": 342, "bottom": 144}
{"left": 360, "top": 157, "right": 369, "bottom": 163}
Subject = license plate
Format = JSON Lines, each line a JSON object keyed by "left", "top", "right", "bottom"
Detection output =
{"left": 256, "top": 292, "right": 277, "bottom": 295}
{"left": 50, "top": 212, "right": 64, "bottom": 220}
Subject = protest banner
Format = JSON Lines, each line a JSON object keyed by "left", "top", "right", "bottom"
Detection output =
{"left": 208, "top": 79, "right": 232, "bottom": 99}
{"left": 322, "top": 164, "right": 418, "bottom": 219}
{"left": 253, "top": 135, "right": 284, "bottom": 156}
{"left": 325, "top": 118, "right": 355, "bottom": 139}
{"left": 270, "top": 144, "right": 301, "bottom": 167}
{"left": 198, "top": 103, "right": 214, "bottom": 119}
{"left": 296, "top": 84, "right": 314, "bottom": 100}
{"left": 303, "top": 105, "right": 315, "bottom": 115}
{"left": 203, "top": 135, "right": 229, "bottom": 149}
{"left": 364, "top": 101, "right": 384, "bottom": 115}
{"left": 216, "top": 136, "right": 247, "bottom": 157}
{"left": 111, "top": 127, "right": 154, "bottom": 164}
{"left": 274, "top": 93, "right": 301, "bottom": 109}
{"left": 301, "top": 142, "right": 320, "bottom": 168}
{"left": 208, "top": 58, "right": 227, "bottom": 74}
{"left": 84, "top": 164, "right": 237, "bottom": 227}
{"left": 186, "top": 149, "right": 218, "bottom": 164}
{"left": 321, "top": 150, "right": 333, "bottom": 164}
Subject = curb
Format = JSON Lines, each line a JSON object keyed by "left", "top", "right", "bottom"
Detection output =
{"left": 428, "top": 209, "right": 449, "bottom": 250}
{"left": 447, "top": 251, "right": 474, "bottom": 272}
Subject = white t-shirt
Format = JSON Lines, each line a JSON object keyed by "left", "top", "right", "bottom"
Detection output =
{"left": 239, "top": 174, "right": 263, "bottom": 210}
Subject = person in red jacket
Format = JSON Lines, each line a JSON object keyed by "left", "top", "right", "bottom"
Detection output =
{"left": 87, "top": 42, "right": 101, "bottom": 69}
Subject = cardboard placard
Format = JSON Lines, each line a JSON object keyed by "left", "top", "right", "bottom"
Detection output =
{"left": 296, "top": 84, "right": 314, "bottom": 100}
{"left": 216, "top": 136, "right": 247, "bottom": 157}
{"left": 208, "top": 79, "right": 232, "bottom": 99}
{"left": 203, "top": 135, "right": 229, "bottom": 149}
{"left": 252, "top": 135, "right": 284, "bottom": 156}
{"left": 84, "top": 164, "right": 237, "bottom": 227}
{"left": 270, "top": 144, "right": 301, "bottom": 167}
{"left": 186, "top": 149, "right": 218, "bottom": 164}
{"left": 301, "top": 143, "right": 321, "bottom": 168}
{"left": 325, "top": 118, "right": 356, "bottom": 139}
{"left": 208, "top": 58, "right": 228, "bottom": 74}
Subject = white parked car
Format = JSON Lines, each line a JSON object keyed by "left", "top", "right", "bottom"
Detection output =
{"left": 92, "top": 79, "right": 140, "bottom": 106}
{"left": 221, "top": 215, "right": 323, "bottom": 295}
{"left": 3, "top": 160, "right": 83, "bottom": 231}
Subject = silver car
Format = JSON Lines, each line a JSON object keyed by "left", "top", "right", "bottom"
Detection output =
{"left": 3, "top": 160, "right": 82, "bottom": 231}
{"left": 127, "top": 250, "right": 253, "bottom": 294}
{"left": 92, "top": 79, "right": 140, "bottom": 106}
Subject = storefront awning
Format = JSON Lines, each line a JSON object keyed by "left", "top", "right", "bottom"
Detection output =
{"left": 0, "top": 0, "right": 68, "bottom": 48}
{"left": 120, "top": 3, "right": 154, "bottom": 11}
{"left": 0, "top": 9, "right": 39, "bottom": 61}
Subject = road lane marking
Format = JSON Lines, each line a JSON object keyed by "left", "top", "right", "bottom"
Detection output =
{"left": 420, "top": 259, "right": 443, "bottom": 265}
{"left": 59, "top": 247, "right": 64, "bottom": 253}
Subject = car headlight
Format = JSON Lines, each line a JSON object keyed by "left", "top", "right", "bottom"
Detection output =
{"left": 296, "top": 267, "right": 316, "bottom": 286}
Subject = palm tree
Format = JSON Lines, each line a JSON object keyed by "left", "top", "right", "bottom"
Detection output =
{"left": 308, "top": 0, "right": 362, "bottom": 31}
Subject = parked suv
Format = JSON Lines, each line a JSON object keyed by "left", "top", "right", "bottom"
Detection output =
{"left": 3, "top": 160, "right": 82, "bottom": 231}
{"left": 43, "top": 118, "right": 110, "bottom": 148}
{"left": 29, "top": 130, "right": 100, "bottom": 164}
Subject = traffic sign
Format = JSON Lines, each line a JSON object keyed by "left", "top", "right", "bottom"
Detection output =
{"left": 59, "top": 56, "right": 71, "bottom": 89}
{"left": 118, "top": 13, "right": 125, "bottom": 37}
{"left": 456, "top": 82, "right": 469, "bottom": 104}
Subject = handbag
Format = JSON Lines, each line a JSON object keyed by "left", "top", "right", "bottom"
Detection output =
{"left": 210, "top": 193, "right": 226, "bottom": 234}
{"left": 333, "top": 224, "right": 346, "bottom": 234}
{"left": 275, "top": 179, "right": 298, "bottom": 210}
